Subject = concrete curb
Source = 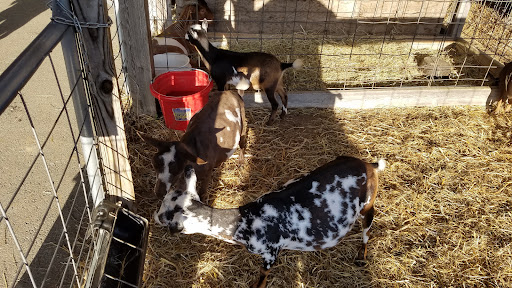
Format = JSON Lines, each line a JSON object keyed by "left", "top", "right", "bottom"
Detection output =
{"left": 242, "top": 86, "right": 496, "bottom": 109}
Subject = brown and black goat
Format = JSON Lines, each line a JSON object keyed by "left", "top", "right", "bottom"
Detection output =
{"left": 141, "top": 90, "right": 247, "bottom": 200}
{"left": 151, "top": 0, "right": 213, "bottom": 68}
{"left": 155, "top": 156, "right": 385, "bottom": 287}
{"left": 185, "top": 20, "right": 303, "bottom": 125}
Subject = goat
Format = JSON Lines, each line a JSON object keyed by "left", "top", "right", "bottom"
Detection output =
{"left": 492, "top": 62, "right": 512, "bottom": 114}
{"left": 185, "top": 20, "right": 303, "bottom": 125}
{"left": 151, "top": 0, "right": 213, "bottom": 68}
{"left": 155, "top": 156, "right": 386, "bottom": 287}
{"left": 141, "top": 90, "right": 247, "bottom": 200}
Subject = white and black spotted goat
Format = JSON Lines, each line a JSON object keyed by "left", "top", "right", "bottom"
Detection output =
{"left": 185, "top": 20, "right": 303, "bottom": 125}
{"left": 154, "top": 156, "right": 385, "bottom": 287}
{"left": 140, "top": 90, "right": 248, "bottom": 200}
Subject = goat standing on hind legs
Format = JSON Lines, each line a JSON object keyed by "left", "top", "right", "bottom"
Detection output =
{"left": 154, "top": 156, "right": 385, "bottom": 287}
{"left": 491, "top": 62, "right": 512, "bottom": 114}
{"left": 185, "top": 20, "right": 303, "bottom": 125}
{"left": 151, "top": 0, "right": 213, "bottom": 68}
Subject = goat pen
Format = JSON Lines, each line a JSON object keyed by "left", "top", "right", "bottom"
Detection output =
{"left": 132, "top": 0, "right": 512, "bottom": 287}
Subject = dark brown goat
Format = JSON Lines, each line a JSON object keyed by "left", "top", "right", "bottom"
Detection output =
{"left": 185, "top": 20, "right": 303, "bottom": 125}
{"left": 141, "top": 90, "right": 246, "bottom": 200}
{"left": 151, "top": 0, "right": 213, "bottom": 67}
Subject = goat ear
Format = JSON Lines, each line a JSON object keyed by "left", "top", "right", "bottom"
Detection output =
{"left": 201, "top": 18, "right": 208, "bottom": 31}
{"left": 138, "top": 132, "right": 171, "bottom": 151}
{"left": 176, "top": 142, "right": 207, "bottom": 165}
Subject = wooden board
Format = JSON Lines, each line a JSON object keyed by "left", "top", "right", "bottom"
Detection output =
{"left": 72, "top": 0, "right": 135, "bottom": 207}
{"left": 243, "top": 86, "right": 497, "bottom": 109}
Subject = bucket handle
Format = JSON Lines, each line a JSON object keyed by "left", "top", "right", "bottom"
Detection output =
{"left": 151, "top": 68, "right": 212, "bottom": 85}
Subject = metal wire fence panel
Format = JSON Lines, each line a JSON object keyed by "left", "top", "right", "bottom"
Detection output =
{"left": 147, "top": 0, "right": 512, "bottom": 91}
{"left": 0, "top": 0, "right": 141, "bottom": 287}
{"left": 0, "top": 48, "right": 94, "bottom": 288}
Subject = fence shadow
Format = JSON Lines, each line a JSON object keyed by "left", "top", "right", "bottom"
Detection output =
{"left": 16, "top": 172, "right": 90, "bottom": 288}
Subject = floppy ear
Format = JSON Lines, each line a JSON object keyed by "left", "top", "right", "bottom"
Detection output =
{"left": 138, "top": 132, "right": 172, "bottom": 152}
{"left": 176, "top": 142, "right": 207, "bottom": 165}
{"left": 201, "top": 18, "right": 208, "bottom": 31}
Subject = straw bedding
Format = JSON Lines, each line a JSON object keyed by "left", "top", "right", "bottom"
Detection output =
{"left": 125, "top": 105, "right": 512, "bottom": 287}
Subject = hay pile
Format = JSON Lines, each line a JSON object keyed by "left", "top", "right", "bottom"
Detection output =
{"left": 125, "top": 106, "right": 512, "bottom": 287}
{"left": 462, "top": 2, "right": 512, "bottom": 65}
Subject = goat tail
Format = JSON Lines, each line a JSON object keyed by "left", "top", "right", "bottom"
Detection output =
{"left": 371, "top": 159, "right": 386, "bottom": 172}
{"left": 281, "top": 59, "right": 303, "bottom": 71}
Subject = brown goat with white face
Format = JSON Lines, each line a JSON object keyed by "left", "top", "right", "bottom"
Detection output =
{"left": 185, "top": 20, "right": 303, "bottom": 125}
{"left": 141, "top": 90, "right": 247, "bottom": 200}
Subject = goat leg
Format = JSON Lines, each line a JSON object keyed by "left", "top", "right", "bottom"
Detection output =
{"left": 276, "top": 85, "right": 288, "bottom": 119}
{"left": 250, "top": 267, "right": 271, "bottom": 288}
{"left": 239, "top": 104, "right": 248, "bottom": 166}
{"left": 355, "top": 206, "right": 374, "bottom": 266}
{"left": 238, "top": 135, "right": 247, "bottom": 166}
{"left": 264, "top": 87, "right": 279, "bottom": 125}
{"left": 505, "top": 93, "right": 512, "bottom": 112}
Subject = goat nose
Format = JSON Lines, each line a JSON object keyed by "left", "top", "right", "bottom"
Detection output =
{"left": 168, "top": 222, "right": 183, "bottom": 234}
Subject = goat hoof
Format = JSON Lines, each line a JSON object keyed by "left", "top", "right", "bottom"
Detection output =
{"left": 280, "top": 111, "right": 287, "bottom": 119}
{"left": 354, "top": 260, "right": 366, "bottom": 267}
{"left": 354, "top": 258, "right": 367, "bottom": 267}
{"left": 265, "top": 119, "right": 275, "bottom": 126}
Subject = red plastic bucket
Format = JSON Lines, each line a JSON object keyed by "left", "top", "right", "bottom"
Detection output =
{"left": 150, "top": 69, "right": 213, "bottom": 131}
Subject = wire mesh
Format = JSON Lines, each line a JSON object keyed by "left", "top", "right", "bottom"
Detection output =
{"left": 147, "top": 0, "right": 512, "bottom": 90}
{"left": 0, "top": 0, "right": 141, "bottom": 287}
{"left": 0, "top": 48, "right": 95, "bottom": 288}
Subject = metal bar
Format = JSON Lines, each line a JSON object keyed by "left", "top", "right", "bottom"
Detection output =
{"left": 0, "top": 22, "right": 69, "bottom": 115}
{"left": 0, "top": 200, "right": 38, "bottom": 288}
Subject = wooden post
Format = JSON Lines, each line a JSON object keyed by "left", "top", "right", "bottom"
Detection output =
{"left": 449, "top": 0, "right": 471, "bottom": 39}
{"left": 71, "top": 0, "right": 136, "bottom": 208}
{"left": 114, "top": 0, "right": 156, "bottom": 116}
{"left": 147, "top": 0, "right": 172, "bottom": 36}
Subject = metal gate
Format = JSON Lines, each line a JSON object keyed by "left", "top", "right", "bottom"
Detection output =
{"left": 0, "top": 1, "right": 147, "bottom": 287}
